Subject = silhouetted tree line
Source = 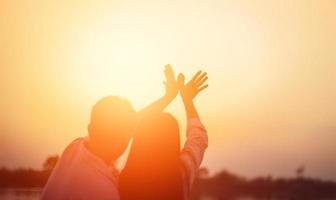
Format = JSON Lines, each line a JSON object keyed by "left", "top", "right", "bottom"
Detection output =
{"left": 0, "top": 155, "right": 58, "bottom": 188}
{"left": 190, "top": 168, "right": 336, "bottom": 200}
{"left": 0, "top": 155, "right": 335, "bottom": 200}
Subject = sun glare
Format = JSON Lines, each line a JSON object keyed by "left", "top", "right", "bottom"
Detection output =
{"left": 64, "top": 17, "right": 178, "bottom": 106}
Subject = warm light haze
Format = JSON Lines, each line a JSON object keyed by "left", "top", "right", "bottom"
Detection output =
{"left": 1, "top": 0, "right": 335, "bottom": 181}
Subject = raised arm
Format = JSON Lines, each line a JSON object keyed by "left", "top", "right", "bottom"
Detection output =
{"left": 180, "top": 70, "right": 209, "bottom": 194}
{"left": 137, "top": 64, "right": 183, "bottom": 119}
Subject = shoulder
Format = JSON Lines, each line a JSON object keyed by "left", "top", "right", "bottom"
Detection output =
{"left": 64, "top": 137, "right": 85, "bottom": 153}
{"left": 58, "top": 137, "right": 86, "bottom": 163}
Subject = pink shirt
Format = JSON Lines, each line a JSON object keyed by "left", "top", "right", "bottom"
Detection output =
{"left": 41, "top": 138, "right": 120, "bottom": 200}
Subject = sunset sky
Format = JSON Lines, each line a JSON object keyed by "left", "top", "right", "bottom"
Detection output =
{"left": 1, "top": 0, "right": 335, "bottom": 180}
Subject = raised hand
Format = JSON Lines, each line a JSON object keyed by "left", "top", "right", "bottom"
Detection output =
{"left": 137, "top": 64, "right": 183, "bottom": 118}
{"left": 164, "top": 64, "right": 184, "bottom": 100}
{"left": 180, "top": 70, "right": 208, "bottom": 102}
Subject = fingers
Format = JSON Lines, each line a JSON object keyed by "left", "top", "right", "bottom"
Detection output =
{"left": 191, "top": 70, "right": 202, "bottom": 82}
{"left": 164, "top": 64, "right": 175, "bottom": 81}
{"left": 197, "top": 84, "right": 208, "bottom": 93}
{"left": 196, "top": 76, "right": 208, "bottom": 87}
{"left": 165, "top": 67, "right": 208, "bottom": 93}
{"left": 194, "top": 72, "right": 207, "bottom": 84}
{"left": 177, "top": 73, "right": 185, "bottom": 88}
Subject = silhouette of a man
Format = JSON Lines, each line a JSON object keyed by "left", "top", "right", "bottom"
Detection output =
{"left": 41, "top": 65, "right": 183, "bottom": 200}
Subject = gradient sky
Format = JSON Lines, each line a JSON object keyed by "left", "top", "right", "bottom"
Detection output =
{"left": 1, "top": 0, "right": 335, "bottom": 180}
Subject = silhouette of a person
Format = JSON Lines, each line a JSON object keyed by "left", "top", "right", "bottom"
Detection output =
{"left": 41, "top": 65, "right": 188, "bottom": 200}
{"left": 119, "top": 70, "right": 209, "bottom": 200}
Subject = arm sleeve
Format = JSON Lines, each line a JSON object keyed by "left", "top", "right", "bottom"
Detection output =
{"left": 180, "top": 118, "right": 208, "bottom": 192}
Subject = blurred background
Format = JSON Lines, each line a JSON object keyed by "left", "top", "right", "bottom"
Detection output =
{"left": 1, "top": 0, "right": 335, "bottom": 199}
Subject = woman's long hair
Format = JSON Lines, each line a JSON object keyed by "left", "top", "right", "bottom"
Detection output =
{"left": 119, "top": 112, "right": 184, "bottom": 200}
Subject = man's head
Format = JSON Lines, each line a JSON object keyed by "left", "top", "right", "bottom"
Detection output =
{"left": 88, "top": 96, "right": 137, "bottom": 161}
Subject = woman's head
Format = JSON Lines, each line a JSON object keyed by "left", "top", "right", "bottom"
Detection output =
{"left": 119, "top": 112, "right": 184, "bottom": 200}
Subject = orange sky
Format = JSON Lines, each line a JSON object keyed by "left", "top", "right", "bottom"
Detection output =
{"left": 1, "top": 0, "right": 335, "bottom": 180}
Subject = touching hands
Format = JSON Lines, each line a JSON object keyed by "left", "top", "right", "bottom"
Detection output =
{"left": 139, "top": 65, "right": 207, "bottom": 118}
{"left": 163, "top": 64, "right": 208, "bottom": 103}
{"left": 180, "top": 70, "right": 208, "bottom": 102}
